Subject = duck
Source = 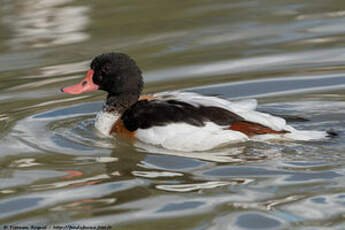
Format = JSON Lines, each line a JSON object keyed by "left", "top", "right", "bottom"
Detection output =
{"left": 61, "top": 52, "right": 331, "bottom": 152}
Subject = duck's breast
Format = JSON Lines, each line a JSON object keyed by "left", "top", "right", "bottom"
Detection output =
{"left": 95, "top": 110, "right": 120, "bottom": 136}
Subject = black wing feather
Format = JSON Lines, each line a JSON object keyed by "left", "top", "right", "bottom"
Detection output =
{"left": 121, "top": 99, "right": 244, "bottom": 132}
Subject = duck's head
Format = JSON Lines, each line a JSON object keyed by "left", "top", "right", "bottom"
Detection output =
{"left": 62, "top": 52, "right": 143, "bottom": 98}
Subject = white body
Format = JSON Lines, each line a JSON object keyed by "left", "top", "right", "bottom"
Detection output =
{"left": 95, "top": 92, "right": 328, "bottom": 152}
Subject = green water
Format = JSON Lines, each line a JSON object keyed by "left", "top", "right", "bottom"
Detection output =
{"left": 1, "top": 0, "right": 345, "bottom": 229}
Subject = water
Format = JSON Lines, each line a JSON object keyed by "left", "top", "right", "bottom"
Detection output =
{"left": 0, "top": 0, "right": 345, "bottom": 229}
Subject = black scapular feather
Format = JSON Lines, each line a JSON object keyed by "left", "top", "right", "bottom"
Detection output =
{"left": 121, "top": 99, "right": 245, "bottom": 132}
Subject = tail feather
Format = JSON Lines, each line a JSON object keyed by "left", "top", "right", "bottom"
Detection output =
{"left": 326, "top": 130, "right": 338, "bottom": 138}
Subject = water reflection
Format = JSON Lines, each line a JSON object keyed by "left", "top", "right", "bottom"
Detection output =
{"left": 193, "top": 73, "right": 345, "bottom": 99}
{"left": 146, "top": 50, "right": 345, "bottom": 83}
{"left": 2, "top": 0, "right": 90, "bottom": 49}
{"left": 156, "top": 180, "right": 252, "bottom": 192}
{"left": 1, "top": 0, "right": 345, "bottom": 228}
{"left": 281, "top": 193, "right": 345, "bottom": 221}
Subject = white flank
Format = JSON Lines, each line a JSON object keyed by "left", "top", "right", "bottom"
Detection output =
{"left": 95, "top": 110, "right": 119, "bottom": 136}
{"left": 136, "top": 122, "right": 248, "bottom": 152}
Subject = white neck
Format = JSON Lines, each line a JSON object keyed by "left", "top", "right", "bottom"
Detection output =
{"left": 95, "top": 110, "right": 120, "bottom": 136}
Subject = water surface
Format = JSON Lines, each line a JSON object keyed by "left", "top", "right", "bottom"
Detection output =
{"left": 1, "top": 0, "right": 345, "bottom": 229}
